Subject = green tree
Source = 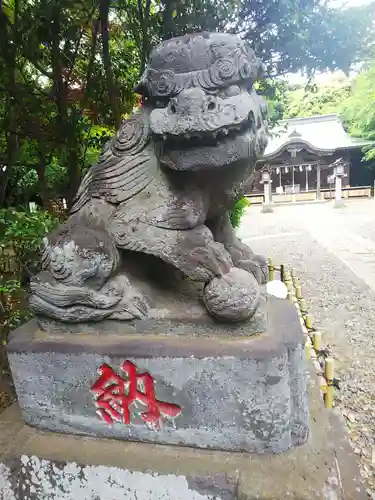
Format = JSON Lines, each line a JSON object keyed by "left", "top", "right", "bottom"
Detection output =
{"left": 341, "top": 62, "right": 375, "bottom": 162}
{"left": 283, "top": 79, "right": 352, "bottom": 118}
{"left": 157, "top": 1, "right": 375, "bottom": 77}
{"left": 0, "top": 0, "right": 138, "bottom": 208}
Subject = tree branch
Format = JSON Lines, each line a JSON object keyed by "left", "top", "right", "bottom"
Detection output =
{"left": 66, "top": 4, "right": 99, "bottom": 83}
{"left": 19, "top": 50, "right": 54, "bottom": 80}
{"left": 138, "top": 0, "right": 152, "bottom": 74}
{"left": 100, "top": 0, "right": 121, "bottom": 127}
{"left": 16, "top": 64, "right": 55, "bottom": 101}
{"left": 83, "top": 17, "right": 100, "bottom": 104}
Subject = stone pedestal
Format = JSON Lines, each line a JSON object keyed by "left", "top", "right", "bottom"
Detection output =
{"left": 0, "top": 381, "right": 366, "bottom": 499}
{"left": 7, "top": 297, "right": 308, "bottom": 454}
{"left": 261, "top": 180, "right": 274, "bottom": 213}
{"left": 334, "top": 174, "right": 345, "bottom": 208}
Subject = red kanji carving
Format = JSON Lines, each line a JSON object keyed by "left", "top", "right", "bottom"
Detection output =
{"left": 90, "top": 361, "right": 182, "bottom": 430}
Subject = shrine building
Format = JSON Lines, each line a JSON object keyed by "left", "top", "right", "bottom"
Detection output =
{"left": 251, "top": 114, "right": 371, "bottom": 201}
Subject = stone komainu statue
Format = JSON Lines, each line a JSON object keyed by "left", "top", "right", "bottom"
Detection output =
{"left": 30, "top": 32, "right": 269, "bottom": 323}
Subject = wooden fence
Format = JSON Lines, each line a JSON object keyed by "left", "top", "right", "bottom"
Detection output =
{"left": 268, "top": 258, "right": 335, "bottom": 409}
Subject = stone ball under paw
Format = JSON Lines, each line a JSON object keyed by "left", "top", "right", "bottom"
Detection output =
{"left": 203, "top": 267, "right": 261, "bottom": 322}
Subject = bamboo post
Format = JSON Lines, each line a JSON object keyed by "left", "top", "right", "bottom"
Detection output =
{"left": 305, "top": 314, "right": 313, "bottom": 330}
{"left": 313, "top": 331, "right": 322, "bottom": 351}
{"left": 284, "top": 271, "right": 292, "bottom": 291}
{"left": 324, "top": 358, "right": 334, "bottom": 408}
{"left": 299, "top": 298, "right": 307, "bottom": 314}
{"left": 283, "top": 265, "right": 332, "bottom": 408}
{"left": 268, "top": 258, "right": 275, "bottom": 281}
{"left": 294, "top": 289, "right": 302, "bottom": 315}
{"left": 280, "top": 264, "right": 285, "bottom": 282}
{"left": 295, "top": 285, "right": 302, "bottom": 300}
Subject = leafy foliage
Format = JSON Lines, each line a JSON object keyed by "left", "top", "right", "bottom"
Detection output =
{"left": 3, "top": 308, "right": 34, "bottom": 333}
{"left": 283, "top": 80, "right": 352, "bottom": 119}
{"left": 233, "top": 0, "right": 375, "bottom": 78}
{"left": 0, "top": 275, "right": 33, "bottom": 349}
{"left": 0, "top": 208, "right": 59, "bottom": 240}
{"left": 0, "top": 208, "right": 59, "bottom": 275}
{"left": 166, "top": 0, "right": 375, "bottom": 78}
{"left": 341, "top": 62, "right": 375, "bottom": 162}
{"left": 0, "top": 209, "right": 59, "bottom": 350}
{"left": 230, "top": 197, "right": 251, "bottom": 228}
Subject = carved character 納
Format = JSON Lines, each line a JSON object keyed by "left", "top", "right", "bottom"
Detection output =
{"left": 91, "top": 360, "right": 182, "bottom": 430}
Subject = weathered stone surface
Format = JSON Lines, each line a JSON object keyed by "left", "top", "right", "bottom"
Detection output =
{"left": 0, "top": 373, "right": 366, "bottom": 499}
{"left": 7, "top": 297, "right": 308, "bottom": 454}
{"left": 0, "top": 455, "right": 236, "bottom": 500}
{"left": 29, "top": 31, "right": 269, "bottom": 324}
{"left": 36, "top": 284, "right": 268, "bottom": 338}
{"left": 203, "top": 267, "right": 261, "bottom": 321}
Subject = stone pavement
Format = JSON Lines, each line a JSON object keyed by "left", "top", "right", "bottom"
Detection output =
{"left": 238, "top": 198, "right": 375, "bottom": 497}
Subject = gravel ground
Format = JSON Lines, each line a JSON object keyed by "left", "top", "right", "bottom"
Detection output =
{"left": 238, "top": 199, "right": 375, "bottom": 498}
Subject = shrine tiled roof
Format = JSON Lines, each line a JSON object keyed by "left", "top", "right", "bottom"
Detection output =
{"left": 263, "top": 114, "right": 370, "bottom": 159}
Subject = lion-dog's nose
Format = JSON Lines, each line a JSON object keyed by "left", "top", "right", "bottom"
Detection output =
{"left": 168, "top": 88, "right": 217, "bottom": 117}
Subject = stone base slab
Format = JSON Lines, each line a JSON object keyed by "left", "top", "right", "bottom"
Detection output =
{"left": 333, "top": 199, "right": 346, "bottom": 208}
{"left": 7, "top": 297, "right": 308, "bottom": 454}
{"left": 0, "top": 377, "right": 366, "bottom": 499}
{"left": 261, "top": 204, "right": 274, "bottom": 213}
